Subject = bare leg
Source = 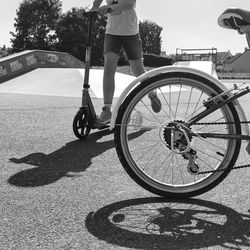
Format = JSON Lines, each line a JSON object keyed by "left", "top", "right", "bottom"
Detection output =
{"left": 103, "top": 52, "right": 119, "bottom": 105}
{"left": 97, "top": 52, "right": 119, "bottom": 124}
{"left": 129, "top": 59, "right": 145, "bottom": 77}
{"left": 130, "top": 59, "right": 162, "bottom": 113}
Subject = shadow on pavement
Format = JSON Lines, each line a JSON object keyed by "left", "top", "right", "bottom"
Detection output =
{"left": 8, "top": 129, "right": 145, "bottom": 187}
{"left": 85, "top": 197, "right": 250, "bottom": 249}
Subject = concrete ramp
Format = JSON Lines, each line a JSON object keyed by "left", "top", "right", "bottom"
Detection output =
{"left": 174, "top": 61, "right": 218, "bottom": 78}
{"left": 0, "top": 68, "right": 135, "bottom": 98}
{"left": 0, "top": 50, "right": 85, "bottom": 84}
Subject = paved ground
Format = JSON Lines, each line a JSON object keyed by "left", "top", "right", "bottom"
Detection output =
{"left": 0, "top": 88, "right": 249, "bottom": 249}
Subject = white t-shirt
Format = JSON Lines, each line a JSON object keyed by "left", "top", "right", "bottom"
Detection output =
{"left": 106, "top": 0, "right": 139, "bottom": 35}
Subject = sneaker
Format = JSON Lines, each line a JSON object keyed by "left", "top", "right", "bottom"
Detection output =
{"left": 97, "top": 106, "right": 112, "bottom": 125}
{"left": 148, "top": 91, "right": 162, "bottom": 113}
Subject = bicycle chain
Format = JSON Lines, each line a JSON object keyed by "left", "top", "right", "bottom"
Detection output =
{"left": 197, "top": 164, "right": 250, "bottom": 175}
{"left": 195, "top": 121, "right": 250, "bottom": 125}
{"left": 193, "top": 121, "right": 250, "bottom": 173}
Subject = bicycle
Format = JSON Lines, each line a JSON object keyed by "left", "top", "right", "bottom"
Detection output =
{"left": 108, "top": 7, "right": 250, "bottom": 198}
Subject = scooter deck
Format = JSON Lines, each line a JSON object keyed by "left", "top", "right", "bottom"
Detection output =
{"left": 97, "top": 123, "right": 110, "bottom": 130}
{"left": 91, "top": 119, "right": 110, "bottom": 130}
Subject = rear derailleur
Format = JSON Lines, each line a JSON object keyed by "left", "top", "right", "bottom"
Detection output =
{"left": 163, "top": 121, "right": 199, "bottom": 175}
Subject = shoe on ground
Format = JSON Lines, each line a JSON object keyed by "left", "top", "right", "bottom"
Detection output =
{"left": 97, "top": 106, "right": 112, "bottom": 125}
{"left": 148, "top": 91, "right": 162, "bottom": 113}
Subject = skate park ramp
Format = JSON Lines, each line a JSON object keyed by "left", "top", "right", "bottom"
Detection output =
{"left": 0, "top": 50, "right": 85, "bottom": 84}
{"left": 0, "top": 49, "right": 135, "bottom": 98}
{"left": 0, "top": 68, "right": 135, "bottom": 98}
{"left": 0, "top": 50, "right": 217, "bottom": 98}
{"left": 174, "top": 61, "right": 218, "bottom": 78}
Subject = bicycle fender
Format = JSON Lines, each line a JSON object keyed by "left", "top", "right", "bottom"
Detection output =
{"left": 110, "top": 65, "right": 249, "bottom": 136}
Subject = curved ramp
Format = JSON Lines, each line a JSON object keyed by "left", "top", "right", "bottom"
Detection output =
{"left": 174, "top": 61, "right": 218, "bottom": 78}
{"left": 0, "top": 68, "right": 135, "bottom": 98}
{"left": 0, "top": 50, "right": 85, "bottom": 84}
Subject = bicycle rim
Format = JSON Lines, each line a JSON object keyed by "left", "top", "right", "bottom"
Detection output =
{"left": 115, "top": 73, "right": 241, "bottom": 197}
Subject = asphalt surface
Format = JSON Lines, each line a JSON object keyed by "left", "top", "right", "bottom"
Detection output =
{"left": 0, "top": 92, "right": 249, "bottom": 250}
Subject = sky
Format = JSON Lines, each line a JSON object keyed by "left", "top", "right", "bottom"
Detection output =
{"left": 0, "top": 0, "right": 250, "bottom": 55}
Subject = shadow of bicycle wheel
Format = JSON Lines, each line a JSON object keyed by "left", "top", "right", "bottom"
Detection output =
{"left": 85, "top": 197, "right": 250, "bottom": 249}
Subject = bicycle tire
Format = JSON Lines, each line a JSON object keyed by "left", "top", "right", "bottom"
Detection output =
{"left": 114, "top": 72, "right": 241, "bottom": 198}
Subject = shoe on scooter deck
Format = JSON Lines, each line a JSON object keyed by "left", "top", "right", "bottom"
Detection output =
{"left": 97, "top": 123, "right": 110, "bottom": 130}
{"left": 91, "top": 119, "right": 110, "bottom": 130}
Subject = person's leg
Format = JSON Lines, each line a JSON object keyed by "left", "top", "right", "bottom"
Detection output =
{"left": 98, "top": 52, "right": 119, "bottom": 124}
{"left": 124, "top": 34, "right": 162, "bottom": 113}
{"left": 103, "top": 52, "right": 119, "bottom": 105}
{"left": 98, "top": 34, "right": 121, "bottom": 124}
{"left": 129, "top": 58, "right": 145, "bottom": 77}
{"left": 129, "top": 59, "right": 162, "bottom": 113}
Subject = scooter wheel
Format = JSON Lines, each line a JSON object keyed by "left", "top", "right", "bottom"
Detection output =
{"left": 73, "top": 108, "right": 91, "bottom": 139}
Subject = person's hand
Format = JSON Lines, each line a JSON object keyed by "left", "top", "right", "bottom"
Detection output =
{"left": 98, "top": 5, "right": 112, "bottom": 15}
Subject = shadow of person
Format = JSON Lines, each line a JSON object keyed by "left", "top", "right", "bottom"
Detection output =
{"left": 8, "top": 129, "right": 145, "bottom": 187}
{"left": 85, "top": 197, "right": 250, "bottom": 249}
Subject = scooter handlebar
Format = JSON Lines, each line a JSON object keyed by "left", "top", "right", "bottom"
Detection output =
{"left": 83, "top": 8, "right": 113, "bottom": 46}
{"left": 82, "top": 10, "right": 98, "bottom": 18}
{"left": 83, "top": 8, "right": 113, "bottom": 18}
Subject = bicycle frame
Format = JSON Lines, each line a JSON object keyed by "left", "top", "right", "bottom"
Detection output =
{"left": 186, "top": 85, "right": 250, "bottom": 140}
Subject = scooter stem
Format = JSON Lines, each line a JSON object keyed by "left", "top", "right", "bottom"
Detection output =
{"left": 84, "top": 46, "right": 91, "bottom": 89}
{"left": 83, "top": 11, "right": 98, "bottom": 89}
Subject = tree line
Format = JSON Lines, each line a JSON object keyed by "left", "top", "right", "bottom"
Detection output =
{"left": 4, "top": 0, "right": 173, "bottom": 66}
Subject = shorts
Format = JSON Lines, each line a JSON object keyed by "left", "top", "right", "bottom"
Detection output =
{"left": 104, "top": 33, "right": 143, "bottom": 60}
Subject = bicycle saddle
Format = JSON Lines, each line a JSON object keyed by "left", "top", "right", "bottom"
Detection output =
{"left": 218, "top": 8, "right": 250, "bottom": 33}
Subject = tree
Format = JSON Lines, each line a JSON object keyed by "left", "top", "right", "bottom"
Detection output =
{"left": 0, "top": 45, "right": 10, "bottom": 58}
{"left": 10, "top": 0, "right": 62, "bottom": 52}
{"left": 55, "top": 8, "right": 107, "bottom": 65}
{"left": 139, "top": 20, "right": 162, "bottom": 55}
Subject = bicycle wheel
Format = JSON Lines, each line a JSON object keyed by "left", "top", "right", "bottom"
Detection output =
{"left": 114, "top": 72, "right": 241, "bottom": 198}
{"left": 73, "top": 108, "right": 91, "bottom": 139}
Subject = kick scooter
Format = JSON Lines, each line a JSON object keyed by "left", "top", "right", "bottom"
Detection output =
{"left": 73, "top": 10, "right": 110, "bottom": 139}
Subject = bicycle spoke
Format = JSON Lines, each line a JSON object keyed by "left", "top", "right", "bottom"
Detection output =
{"left": 115, "top": 73, "right": 241, "bottom": 197}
